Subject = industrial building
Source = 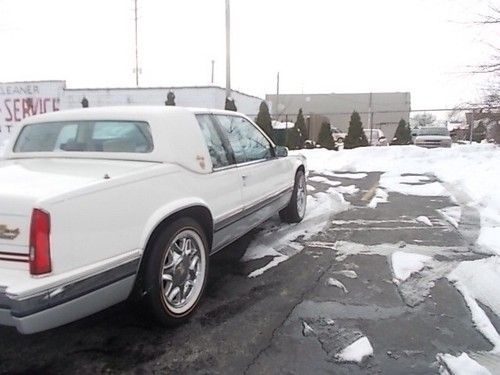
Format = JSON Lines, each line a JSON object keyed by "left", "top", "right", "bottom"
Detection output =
{"left": 266, "top": 92, "right": 411, "bottom": 141}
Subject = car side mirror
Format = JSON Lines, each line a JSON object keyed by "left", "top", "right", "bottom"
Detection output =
{"left": 275, "top": 145, "right": 288, "bottom": 157}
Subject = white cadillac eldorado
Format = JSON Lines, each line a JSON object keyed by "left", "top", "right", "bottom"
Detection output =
{"left": 0, "top": 106, "right": 307, "bottom": 334}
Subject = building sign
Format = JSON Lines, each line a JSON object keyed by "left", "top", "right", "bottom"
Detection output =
{"left": 0, "top": 81, "right": 64, "bottom": 145}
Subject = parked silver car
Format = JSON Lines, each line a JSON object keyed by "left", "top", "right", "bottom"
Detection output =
{"left": 415, "top": 127, "right": 452, "bottom": 148}
{"left": 364, "top": 129, "right": 388, "bottom": 146}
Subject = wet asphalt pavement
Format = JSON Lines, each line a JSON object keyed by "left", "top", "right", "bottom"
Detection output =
{"left": 0, "top": 171, "right": 490, "bottom": 375}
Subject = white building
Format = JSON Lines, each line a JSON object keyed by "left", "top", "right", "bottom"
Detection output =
{"left": 0, "top": 80, "right": 263, "bottom": 145}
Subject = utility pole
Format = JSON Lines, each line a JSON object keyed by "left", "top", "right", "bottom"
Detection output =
{"left": 134, "top": 0, "right": 139, "bottom": 87}
{"left": 469, "top": 109, "right": 475, "bottom": 144}
{"left": 225, "top": 0, "right": 231, "bottom": 97}
{"left": 368, "top": 92, "right": 373, "bottom": 144}
{"left": 276, "top": 72, "right": 280, "bottom": 120}
{"left": 211, "top": 60, "right": 215, "bottom": 84}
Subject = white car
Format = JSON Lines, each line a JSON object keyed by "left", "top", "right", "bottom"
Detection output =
{"left": 414, "top": 127, "right": 452, "bottom": 148}
{"left": 0, "top": 106, "right": 307, "bottom": 334}
{"left": 364, "top": 129, "right": 388, "bottom": 146}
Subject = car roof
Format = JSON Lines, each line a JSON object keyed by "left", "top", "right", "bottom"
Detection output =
{"left": 22, "top": 106, "right": 246, "bottom": 124}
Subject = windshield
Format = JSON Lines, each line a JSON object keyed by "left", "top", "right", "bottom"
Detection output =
{"left": 417, "top": 127, "right": 449, "bottom": 136}
{"left": 14, "top": 120, "right": 154, "bottom": 153}
{"left": 364, "top": 129, "right": 382, "bottom": 138}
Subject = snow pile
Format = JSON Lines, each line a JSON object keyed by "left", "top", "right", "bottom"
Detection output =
{"left": 448, "top": 257, "right": 500, "bottom": 352}
{"left": 336, "top": 336, "right": 373, "bottom": 363}
{"left": 438, "top": 353, "right": 492, "bottom": 375}
{"left": 477, "top": 207, "right": 500, "bottom": 256}
{"left": 243, "top": 190, "right": 349, "bottom": 278}
{"left": 391, "top": 251, "right": 432, "bottom": 282}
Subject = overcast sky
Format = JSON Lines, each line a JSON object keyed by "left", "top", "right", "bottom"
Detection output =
{"left": 0, "top": 0, "right": 497, "bottom": 111}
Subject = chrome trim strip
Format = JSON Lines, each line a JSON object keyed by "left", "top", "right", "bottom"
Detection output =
{"left": 213, "top": 186, "right": 293, "bottom": 233}
{"left": 1, "top": 259, "right": 140, "bottom": 318}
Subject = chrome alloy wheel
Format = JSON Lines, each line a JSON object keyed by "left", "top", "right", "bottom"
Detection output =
{"left": 296, "top": 174, "right": 307, "bottom": 219}
{"left": 160, "top": 229, "right": 207, "bottom": 314}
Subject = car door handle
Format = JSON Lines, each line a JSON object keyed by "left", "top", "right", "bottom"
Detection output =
{"left": 242, "top": 175, "right": 248, "bottom": 186}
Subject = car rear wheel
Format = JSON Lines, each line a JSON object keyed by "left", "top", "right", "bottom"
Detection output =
{"left": 279, "top": 170, "right": 307, "bottom": 223}
{"left": 142, "top": 217, "right": 209, "bottom": 325}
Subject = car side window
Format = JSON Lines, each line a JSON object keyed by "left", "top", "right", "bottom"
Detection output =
{"left": 196, "top": 114, "right": 231, "bottom": 169}
{"left": 215, "top": 115, "right": 273, "bottom": 164}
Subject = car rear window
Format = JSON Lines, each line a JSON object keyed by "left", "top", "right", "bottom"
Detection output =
{"left": 14, "top": 120, "right": 154, "bottom": 153}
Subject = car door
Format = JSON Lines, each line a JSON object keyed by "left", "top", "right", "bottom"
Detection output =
{"left": 213, "top": 114, "right": 292, "bottom": 213}
{"left": 195, "top": 114, "right": 244, "bottom": 251}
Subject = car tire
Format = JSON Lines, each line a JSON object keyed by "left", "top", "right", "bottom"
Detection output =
{"left": 279, "top": 170, "right": 307, "bottom": 223}
{"left": 141, "top": 217, "right": 209, "bottom": 326}
{"left": 337, "top": 137, "right": 343, "bottom": 143}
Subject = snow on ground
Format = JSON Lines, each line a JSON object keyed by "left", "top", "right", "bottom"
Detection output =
{"left": 438, "top": 206, "right": 462, "bottom": 228}
{"left": 0, "top": 140, "right": 6, "bottom": 158}
{"left": 336, "top": 336, "right": 374, "bottom": 363}
{"left": 322, "top": 171, "right": 368, "bottom": 179}
{"left": 290, "top": 145, "right": 500, "bottom": 371}
{"left": 379, "top": 173, "right": 450, "bottom": 197}
{"left": 292, "top": 144, "right": 500, "bottom": 256}
{"left": 391, "top": 251, "right": 432, "bottom": 282}
{"left": 416, "top": 215, "right": 433, "bottom": 226}
{"left": 448, "top": 257, "right": 500, "bottom": 352}
{"left": 243, "top": 190, "right": 349, "bottom": 278}
{"left": 333, "top": 269, "right": 358, "bottom": 279}
{"left": 327, "top": 277, "right": 348, "bottom": 293}
{"left": 437, "top": 353, "right": 492, "bottom": 375}
{"left": 367, "top": 188, "right": 388, "bottom": 209}
{"left": 327, "top": 185, "right": 359, "bottom": 195}
{"left": 308, "top": 175, "right": 341, "bottom": 187}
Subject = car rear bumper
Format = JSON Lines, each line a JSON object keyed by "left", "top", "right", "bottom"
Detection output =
{"left": 0, "top": 259, "right": 139, "bottom": 334}
{"left": 416, "top": 143, "right": 452, "bottom": 148}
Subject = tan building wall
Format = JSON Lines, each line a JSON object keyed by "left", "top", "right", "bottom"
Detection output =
{"left": 266, "top": 92, "right": 411, "bottom": 141}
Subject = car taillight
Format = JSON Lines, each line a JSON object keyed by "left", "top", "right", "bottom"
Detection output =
{"left": 29, "top": 209, "right": 52, "bottom": 275}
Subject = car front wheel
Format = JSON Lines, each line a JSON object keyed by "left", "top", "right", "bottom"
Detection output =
{"left": 280, "top": 170, "right": 307, "bottom": 223}
{"left": 142, "top": 217, "right": 209, "bottom": 325}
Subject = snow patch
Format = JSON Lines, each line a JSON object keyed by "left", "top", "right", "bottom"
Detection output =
{"left": 243, "top": 190, "right": 349, "bottom": 278}
{"left": 308, "top": 175, "right": 341, "bottom": 187}
{"left": 336, "top": 336, "right": 374, "bottom": 363}
{"left": 302, "top": 321, "right": 315, "bottom": 336}
{"left": 391, "top": 251, "right": 432, "bottom": 282}
{"left": 438, "top": 206, "right": 462, "bottom": 228}
{"left": 380, "top": 173, "right": 449, "bottom": 197}
{"left": 448, "top": 257, "right": 500, "bottom": 352}
{"left": 416, "top": 216, "right": 433, "bottom": 227}
{"left": 327, "top": 277, "right": 348, "bottom": 293}
{"left": 333, "top": 270, "right": 358, "bottom": 279}
{"left": 367, "top": 188, "right": 388, "bottom": 208}
{"left": 323, "top": 172, "right": 368, "bottom": 179}
{"left": 328, "top": 185, "right": 359, "bottom": 195}
{"left": 438, "top": 353, "right": 492, "bottom": 375}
